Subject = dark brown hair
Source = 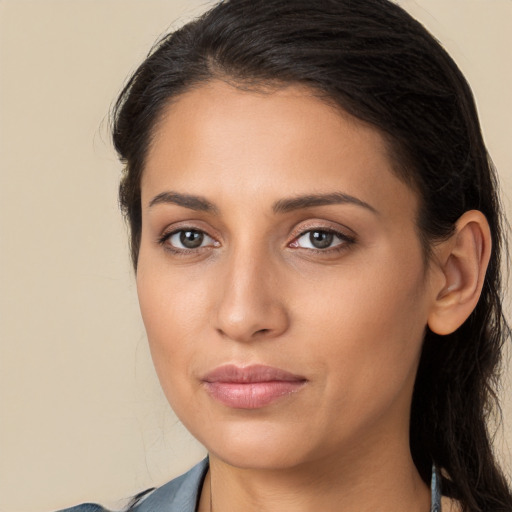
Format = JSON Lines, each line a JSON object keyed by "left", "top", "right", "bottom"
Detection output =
{"left": 112, "top": 1, "right": 512, "bottom": 509}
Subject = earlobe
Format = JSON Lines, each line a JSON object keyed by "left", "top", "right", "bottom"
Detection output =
{"left": 427, "top": 210, "right": 491, "bottom": 336}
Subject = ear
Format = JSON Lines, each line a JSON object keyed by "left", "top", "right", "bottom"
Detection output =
{"left": 427, "top": 210, "right": 492, "bottom": 336}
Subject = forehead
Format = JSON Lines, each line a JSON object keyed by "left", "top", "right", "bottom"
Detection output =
{"left": 142, "top": 80, "right": 418, "bottom": 219}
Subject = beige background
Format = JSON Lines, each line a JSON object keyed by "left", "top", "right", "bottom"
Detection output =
{"left": 0, "top": 1, "right": 510, "bottom": 511}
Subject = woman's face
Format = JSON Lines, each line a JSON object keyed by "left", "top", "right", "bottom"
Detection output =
{"left": 137, "top": 80, "right": 437, "bottom": 470}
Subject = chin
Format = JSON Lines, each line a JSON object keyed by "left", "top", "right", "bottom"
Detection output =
{"left": 191, "top": 418, "right": 321, "bottom": 471}
{"left": 211, "top": 443, "right": 308, "bottom": 471}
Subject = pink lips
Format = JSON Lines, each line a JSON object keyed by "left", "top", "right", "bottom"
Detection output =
{"left": 202, "top": 364, "right": 307, "bottom": 409}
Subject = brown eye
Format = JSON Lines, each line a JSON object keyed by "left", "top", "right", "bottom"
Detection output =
{"left": 179, "top": 230, "right": 204, "bottom": 248}
{"left": 164, "top": 229, "right": 217, "bottom": 250}
{"left": 291, "top": 229, "right": 354, "bottom": 251}
{"left": 309, "top": 231, "right": 334, "bottom": 249}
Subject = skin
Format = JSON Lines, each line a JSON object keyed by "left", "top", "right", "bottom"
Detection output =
{"left": 136, "top": 80, "right": 484, "bottom": 511}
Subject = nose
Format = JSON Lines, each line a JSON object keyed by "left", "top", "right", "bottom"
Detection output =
{"left": 214, "top": 247, "right": 289, "bottom": 343}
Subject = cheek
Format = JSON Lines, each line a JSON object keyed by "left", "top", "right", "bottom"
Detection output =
{"left": 137, "top": 247, "right": 211, "bottom": 332}
{"left": 135, "top": 259, "right": 210, "bottom": 391}
{"left": 295, "top": 250, "right": 428, "bottom": 400}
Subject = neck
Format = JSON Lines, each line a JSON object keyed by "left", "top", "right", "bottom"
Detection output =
{"left": 200, "top": 441, "right": 430, "bottom": 512}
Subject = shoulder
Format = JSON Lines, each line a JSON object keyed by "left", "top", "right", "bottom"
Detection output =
{"left": 440, "top": 496, "right": 462, "bottom": 512}
{"left": 56, "top": 458, "right": 209, "bottom": 512}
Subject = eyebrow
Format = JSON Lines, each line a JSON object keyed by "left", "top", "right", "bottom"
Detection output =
{"left": 148, "top": 191, "right": 219, "bottom": 214}
{"left": 272, "top": 192, "right": 378, "bottom": 215}
{"left": 147, "top": 190, "right": 377, "bottom": 215}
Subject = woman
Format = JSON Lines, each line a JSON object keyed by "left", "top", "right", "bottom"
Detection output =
{"left": 61, "top": 0, "right": 511, "bottom": 510}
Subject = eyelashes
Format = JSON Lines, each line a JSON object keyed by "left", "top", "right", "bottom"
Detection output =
{"left": 162, "top": 229, "right": 218, "bottom": 250}
{"left": 289, "top": 228, "right": 355, "bottom": 251}
{"left": 157, "top": 224, "right": 356, "bottom": 256}
{"left": 157, "top": 228, "right": 219, "bottom": 255}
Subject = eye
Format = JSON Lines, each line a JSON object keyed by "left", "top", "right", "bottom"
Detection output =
{"left": 163, "top": 229, "right": 217, "bottom": 250}
{"left": 290, "top": 229, "right": 353, "bottom": 250}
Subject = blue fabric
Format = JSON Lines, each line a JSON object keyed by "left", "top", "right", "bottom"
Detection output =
{"left": 57, "top": 458, "right": 443, "bottom": 511}
{"left": 430, "top": 464, "right": 442, "bottom": 512}
{"left": 131, "top": 459, "right": 208, "bottom": 512}
{"left": 58, "top": 504, "right": 111, "bottom": 512}
{"left": 56, "top": 460, "right": 208, "bottom": 512}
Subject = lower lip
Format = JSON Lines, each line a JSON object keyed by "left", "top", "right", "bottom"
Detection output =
{"left": 204, "top": 381, "right": 306, "bottom": 409}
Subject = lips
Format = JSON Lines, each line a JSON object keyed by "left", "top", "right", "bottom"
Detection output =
{"left": 202, "top": 364, "right": 307, "bottom": 409}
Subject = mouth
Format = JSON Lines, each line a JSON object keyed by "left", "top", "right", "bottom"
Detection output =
{"left": 201, "top": 364, "right": 307, "bottom": 409}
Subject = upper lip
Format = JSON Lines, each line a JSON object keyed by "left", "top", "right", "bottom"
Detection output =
{"left": 202, "top": 364, "right": 307, "bottom": 383}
